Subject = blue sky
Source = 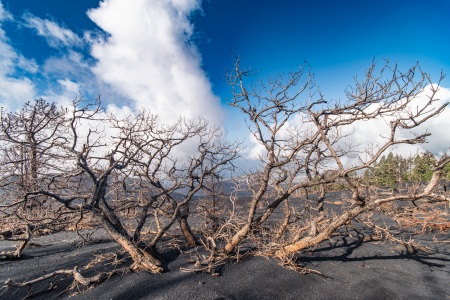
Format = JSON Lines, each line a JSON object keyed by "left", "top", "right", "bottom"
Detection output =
{"left": 193, "top": 0, "right": 450, "bottom": 100}
{"left": 0, "top": 0, "right": 449, "bottom": 156}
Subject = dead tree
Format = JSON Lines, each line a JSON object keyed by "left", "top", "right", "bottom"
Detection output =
{"left": 0, "top": 99, "right": 72, "bottom": 244}
{"left": 1, "top": 96, "right": 239, "bottom": 273}
{"left": 223, "top": 57, "right": 325, "bottom": 253}
{"left": 119, "top": 113, "right": 239, "bottom": 249}
{"left": 224, "top": 57, "right": 449, "bottom": 256}
{"left": 0, "top": 97, "right": 162, "bottom": 271}
{"left": 0, "top": 100, "right": 66, "bottom": 190}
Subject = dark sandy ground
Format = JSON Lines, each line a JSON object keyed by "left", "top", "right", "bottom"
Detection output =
{"left": 0, "top": 226, "right": 449, "bottom": 300}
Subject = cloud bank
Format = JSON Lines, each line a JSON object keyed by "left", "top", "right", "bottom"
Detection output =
{"left": 87, "top": 0, "right": 223, "bottom": 124}
{"left": 339, "top": 85, "right": 450, "bottom": 159}
{"left": 0, "top": 0, "right": 223, "bottom": 128}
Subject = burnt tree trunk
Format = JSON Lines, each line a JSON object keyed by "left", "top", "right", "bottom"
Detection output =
{"left": 278, "top": 205, "right": 368, "bottom": 256}
{"left": 91, "top": 207, "right": 163, "bottom": 273}
{"left": 177, "top": 204, "right": 197, "bottom": 247}
{"left": 88, "top": 177, "right": 163, "bottom": 273}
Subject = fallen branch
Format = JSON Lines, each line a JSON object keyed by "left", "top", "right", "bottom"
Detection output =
{"left": 180, "top": 259, "right": 226, "bottom": 274}
{"left": 5, "top": 269, "right": 73, "bottom": 288}
{"left": 4, "top": 266, "right": 128, "bottom": 289}
{"left": 0, "top": 225, "right": 30, "bottom": 260}
{"left": 363, "top": 221, "right": 430, "bottom": 253}
{"left": 280, "top": 261, "right": 330, "bottom": 278}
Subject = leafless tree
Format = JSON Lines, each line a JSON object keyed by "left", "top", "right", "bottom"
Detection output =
{"left": 1, "top": 58, "right": 450, "bottom": 295}
{"left": 222, "top": 57, "right": 449, "bottom": 257}
{"left": 0, "top": 100, "right": 73, "bottom": 257}
{"left": 0, "top": 100, "right": 67, "bottom": 189}
{"left": 1, "top": 96, "right": 239, "bottom": 273}
{"left": 106, "top": 111, "right": 239, "bottom": 253}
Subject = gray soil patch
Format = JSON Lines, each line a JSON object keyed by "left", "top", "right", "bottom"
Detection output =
{"left": 1, "top": 228, "right": 449, "bottom": 299}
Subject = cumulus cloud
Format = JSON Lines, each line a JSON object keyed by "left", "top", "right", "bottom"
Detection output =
{"left": 0, "top": 2, "right": 37, "bottom": 109}
{"left": 1, "top": 0, "right": 223, "bottom": 128}
{"left": 86, "top": 0, "right": 223, "bottom": 125}
{"left": 22, "top": 14, "right": 83, "bottom": 48}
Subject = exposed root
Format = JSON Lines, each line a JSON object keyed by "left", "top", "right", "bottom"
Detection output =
{"left": 180, "top": 242, "right": 228, "bottom": 275}
{"left": 271, "top": 250, "right": 330, "bottom": 278}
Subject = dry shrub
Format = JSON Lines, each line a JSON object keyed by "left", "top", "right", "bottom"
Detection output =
{"left": 397, "top": 208, "right": 450, "bottom": 234}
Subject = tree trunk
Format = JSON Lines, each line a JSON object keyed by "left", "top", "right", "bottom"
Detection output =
{"left": 178, "top": 215, "right": 197, "bottom": 247}
{"left": 224, "top": 168, "right": 271, "bottom": 254}
{"left": 91, "top": 209, "right": 162, "bottom": 273}
{"left": 177, "top": 203, "right": 197, "bottom": 247}
{"left": 224, "top": 224, "right": 251, "bottom": 254}
{"left": 278, "top": 205, "right": 368, "bottom": 256}
{"left": 29, "top": 143, "right": 38, "bottom": 185}
{"left": 133, "top": 205, "right": 149, "bottom": 243}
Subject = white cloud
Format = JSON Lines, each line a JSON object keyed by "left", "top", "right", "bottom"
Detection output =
{"left": 246, "top": 132, "right": 267, "bottom": 160}
{"left": 0, "top": 0, "right": 224, "bottom": 128}
{"left": 0, "top": 76, "right": 36, "bottom": 109}
{"left": 57, "top": 79, "right": 80, "bottom": 94}
{"left": 86, "top": 0, "right": 223, "bottom": 125}
{"left": 0, "top": 1, "right": 11, "bottom": 22}
{"left": 0, "top": 2, "right": 37, "bottom": 109}
{"left": 22, "top": 14, "right": 83, "bottom": 48}
{"left": 42, "top": 51, "right": 90, "bottom": 85}
{"left": 41, "top": 49, "right": 132, "bottom": 108}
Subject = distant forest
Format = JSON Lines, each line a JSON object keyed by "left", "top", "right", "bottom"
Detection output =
{"left": 364, "top": 151, "right": 450, "bottom": 187}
